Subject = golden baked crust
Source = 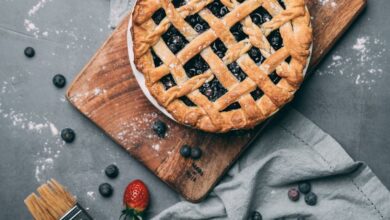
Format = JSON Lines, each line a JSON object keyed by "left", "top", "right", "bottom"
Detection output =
{"left": 131, "top": 0, "right": 312, "bottom": 132}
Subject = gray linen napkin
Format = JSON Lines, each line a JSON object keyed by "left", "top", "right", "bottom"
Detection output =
{"left": 108, "top": 2, "right": 390, "bottom": 219}
{"left": 152, "top": 107, "right": 390, "bottom": 220}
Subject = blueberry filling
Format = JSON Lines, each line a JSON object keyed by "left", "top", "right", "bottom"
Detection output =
{"left": 278, "top": 0, "right": 286, "bottom": 9}
{"left": 269, "top": 71, "right": 281, "bottom": 84}
{"left": 237, "top": 0, "right": 245, "bottom": 3}
{"left": 180, "top": 96, "right": 196, "bottom": 106}
{"left": 207, "top": 0, "right": 230, "bottom": 18}
{"left": 172, "top": 0, "right": 186, "bottom": 8}
{"left": 250, "top": 88, "right": 264, "bottom": 100}
{"left": 286, "top": 56, "right": 292, "bottom": 63}
{"left": 249, "top": 7, "right": 272, "bottom": 25}
{"left": 160, "top": 74, "right": 177, "bottom": 89}
{"left": 185, "top": 14, "right": 210, "bottom": 33}
{"left": 199, "top": 78, "right": 227, "bottom": 101}
{"left": 151, "top": 49, "right": 163, "bottom": 67}
{"left": 162, "top": 26, "right": 188, "bottom": 54}
{"left": 248, "top": 47, "right": 265, "bottom": 64}
{"left": 230, "top": 22, "right": 248, "bottom": 42}
{"left": 227, "top": 62, "right": 247, "bottom": 81}
{"left": 222, "top": 102, "right": 241, "bottom": 111}
{"left": 211, "top": 39, "right": 227, "bottom": 59}
{"left": 267, "top": 29, "right": 283, "bottom": 50}
{"left": 183, "top": 54, "right": 210, "bottom": 78}
{"left": 152, "top": 8, "right": 166, "bottom": 25}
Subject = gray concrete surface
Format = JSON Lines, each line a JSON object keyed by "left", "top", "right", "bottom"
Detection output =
{"left": 0, "top": 0, "right": 388, "bottom": 219}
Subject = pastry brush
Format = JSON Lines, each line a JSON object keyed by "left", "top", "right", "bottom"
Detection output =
{"left": 24, "top": 179, "right": 93, "bottom": 220}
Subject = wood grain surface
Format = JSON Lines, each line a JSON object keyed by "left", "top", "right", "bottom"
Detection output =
{"left": 66, "top": 0, "right": 367, "bottom": 202}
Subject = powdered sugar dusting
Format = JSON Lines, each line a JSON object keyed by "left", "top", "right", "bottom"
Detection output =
{"left": 28, "top": 0, "right": 53, "bottom": 16}
{"left": 317, "top": 36, "right": 386, "bottom": 90}
{"left": 318, "top": 0, "right": 337, "bottom": 7}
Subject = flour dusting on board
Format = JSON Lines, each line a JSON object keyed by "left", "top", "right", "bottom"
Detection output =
{"left": 318, "top": 0, "right": 337, "bottom": 7}
{"left": 317, "top": 36, "right": 386, "bottom": 90}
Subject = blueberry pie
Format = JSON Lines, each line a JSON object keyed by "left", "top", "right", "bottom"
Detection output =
{"left": 131, "top": 0, "right": 312, "bottom": 132}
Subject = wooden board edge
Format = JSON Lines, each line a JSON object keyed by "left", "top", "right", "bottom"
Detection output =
{"left": 308, "top": 0, "right": 367, "bottom": 70}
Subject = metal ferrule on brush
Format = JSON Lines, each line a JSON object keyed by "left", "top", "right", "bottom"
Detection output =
{"left": 60, "top": 203, "right": 93, "bottom": 220}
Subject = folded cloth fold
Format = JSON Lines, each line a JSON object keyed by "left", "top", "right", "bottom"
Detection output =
{"left": 151, "top": 108, "right": 390, "bottom": 220}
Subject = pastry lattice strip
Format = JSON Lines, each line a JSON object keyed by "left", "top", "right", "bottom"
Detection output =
{"left": 133, "top": 0, "right": 312, "bottom": 131}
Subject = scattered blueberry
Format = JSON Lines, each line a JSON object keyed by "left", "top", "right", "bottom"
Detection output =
{"left": 152, "top": 120, "right": 167, "bottom": 138}
{"left": 61, "top": 128, "right": 75, "bottom": 143}
{"left": 288, "top": 188, "right": 300, "bottom": 201}
{"left": 52, "top": 74, "right": 66, "bottom": 88}
{"left": 105, "top": 164, "right": 119, "bottom": 178}
{"left": 249, "top": 211, "right": 262, "bottom": 220}
{"left": 304, "top": 192, "right": 317, "bottom": 206}
{"left": 24, "top": 47, "right": 35, "bottom": 58}
{"left": 180, "top": 145, "right": 192, "bottom": 158}
{"left": 190, "top": 146, "right": 202, "bottom": 160}
{"left": 207, "top": 0, "right": 229, "bottom": 18}
{"left": 99, "top": 183, "right": 113, "bottom": 197}
{"left": 298, "top": 181, "right": 311, "bottom": 194}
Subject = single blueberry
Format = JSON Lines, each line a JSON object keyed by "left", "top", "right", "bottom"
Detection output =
{"left": 250, "top": 88, "right": 264, "bottom": 100}
{"left": 180, "top": 145, "right": 192, "bottom": 158}
{"left": 152, "top": 120, "right": 168, "bottom": 138}
{"left": 298, "top": 181, "right": 311, "bottom": 194}
{"left": 105, "top": 164, "right": 119, "bottom": 178}
{"left": 191, "top": 146, "right": 202, "bottom": 160}
{"left": 304, "top": 192, "right": 317, "bottom": 206}
{"left": 207, "top": 0, "right": 229, "bottom": 18}
{"left": 249, "top": 211, "right": 262, "bottom": 220}
{"left": 248, "top": 47, "right": 265, "bottom": 64}
{"left": 52, "top": 74, "right": 66, "bottom": 88}
{"left": 24, "top": 47, "right": 35, "bottom": 58}
{"left": 152, "top": 8, "right": 166, "bottom": 25}
{"left": 99, "top": 183, "right": 113, "bottom": 197}
{"left": 288, "top": 188, "right": 300, "bottom": 201}
{"left": 211, "top": 39, "right": 227, "bottom": 59}
{"left": 267, "top": 30, "right": 283, "bottom": 50}
{"left": 61, "top": 128, "right": 75, "bottom": 143}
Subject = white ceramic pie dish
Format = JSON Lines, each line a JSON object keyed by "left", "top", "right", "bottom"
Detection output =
{"left": 126, "top": 10, "right": 312, "bottom": 122}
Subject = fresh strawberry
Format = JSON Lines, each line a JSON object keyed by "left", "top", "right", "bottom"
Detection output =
{"left": 120, "top": 179, "right": 150, "bottom": 220}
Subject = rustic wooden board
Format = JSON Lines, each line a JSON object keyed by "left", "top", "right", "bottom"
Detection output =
{"left": 67, "top": 0, "right": 367, "bottom": 202}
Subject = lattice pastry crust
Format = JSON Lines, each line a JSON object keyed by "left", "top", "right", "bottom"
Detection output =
{"left": 131, "top": 0, "right": 312, "bottom": 132}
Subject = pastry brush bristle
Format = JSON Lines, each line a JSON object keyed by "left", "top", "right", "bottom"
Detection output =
{"left": 24, "top": 179, "right": 77, "bottom": 220}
